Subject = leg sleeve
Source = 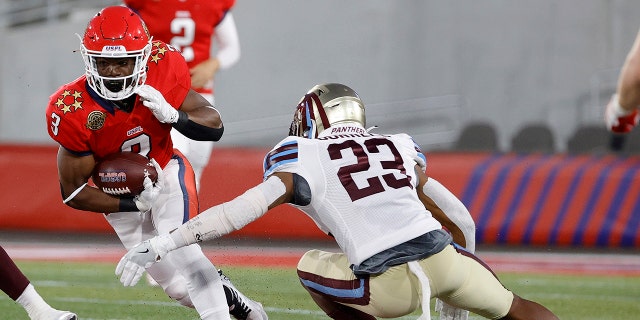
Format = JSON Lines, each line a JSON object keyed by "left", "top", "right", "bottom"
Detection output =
{"left": 0, "top": 245, "right": 29, "bottom": 300}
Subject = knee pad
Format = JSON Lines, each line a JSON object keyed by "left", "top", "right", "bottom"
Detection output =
{"left": 163, "top": 278, "right": 193, "bottom": 308}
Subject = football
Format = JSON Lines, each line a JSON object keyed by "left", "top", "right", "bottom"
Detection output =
{"left": 92, "top": 152, "right": 158, "bottom": 197}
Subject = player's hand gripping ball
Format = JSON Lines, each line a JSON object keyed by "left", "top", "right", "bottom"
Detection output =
{"left": 92, "top": 152, "right": 159, "bottom": 196}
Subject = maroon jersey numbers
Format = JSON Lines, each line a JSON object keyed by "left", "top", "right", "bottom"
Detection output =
{"left": 328, "top": 137, "right": 413, "bottom": 201}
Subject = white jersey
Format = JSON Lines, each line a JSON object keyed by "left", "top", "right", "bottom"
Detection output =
{"left": 263, "top": 124, "right": 442, "bottom": 265}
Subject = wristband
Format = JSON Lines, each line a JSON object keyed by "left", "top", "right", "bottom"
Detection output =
{"left": 119, "top": 197, "right": 138, "bottom": 212}
{"left": 173, "top": 110, "right": 189, "bottom": 130}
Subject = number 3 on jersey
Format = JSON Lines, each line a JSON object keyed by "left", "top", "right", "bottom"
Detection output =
{"left": 328, "top": 138, "right": 413, "bottom": 201}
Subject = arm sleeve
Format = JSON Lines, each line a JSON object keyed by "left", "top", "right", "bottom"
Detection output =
{"left": 423, "top": 177, "right": 476, "bottom": 253}
{"left": 171, "top": 175, "right": 286, "bottom": 247}
{"left": 214, "top": 13, "right": 241, "bottom": 70}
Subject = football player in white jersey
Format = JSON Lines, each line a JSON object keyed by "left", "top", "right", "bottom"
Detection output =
{"left": 116, "top": 83, "right": 559, "bottom": 320}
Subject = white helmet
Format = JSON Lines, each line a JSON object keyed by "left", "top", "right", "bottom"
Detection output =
{"left": 79, "top": 6, "right": 152, "bottom": 100}
{"left": 289, "top": 83, "right": 366, "bottom": 138}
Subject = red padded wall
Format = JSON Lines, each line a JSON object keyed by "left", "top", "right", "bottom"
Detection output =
{"left": 2, "top": 144, "right": 639, "bottom": 248}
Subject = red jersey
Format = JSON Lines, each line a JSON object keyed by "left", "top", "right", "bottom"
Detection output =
{"left": 125, "top": 0, "right": 234, "bottom": 70}
{"left": 45, "top": 41, "right": 190, "bottom": 167}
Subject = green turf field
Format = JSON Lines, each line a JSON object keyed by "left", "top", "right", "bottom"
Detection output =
{"left": 2, "top": 261, "right": 639, "bottom": 320}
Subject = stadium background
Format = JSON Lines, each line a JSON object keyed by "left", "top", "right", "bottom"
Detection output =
{"left": 1, "top": 0, "right": 640, "bottom": 250}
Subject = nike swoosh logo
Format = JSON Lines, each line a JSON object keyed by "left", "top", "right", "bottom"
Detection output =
{"left": 137, "top": 249, "right": 150, "bottom": 254}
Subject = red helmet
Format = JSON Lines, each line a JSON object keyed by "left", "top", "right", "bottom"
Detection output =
{"left": 79, "top": 6, "right": 152, "bottom": 100}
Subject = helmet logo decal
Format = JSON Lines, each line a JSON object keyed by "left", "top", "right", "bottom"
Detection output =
{"left": 54, "top": 90, "right": 84, "bottom": 114}
{"left": 304, "top": 99, "right": 315, "bottom": 139}
{"left": 310, "top": 94, "right": 330, "bottom": 128}
{"left": 85, "top": 110, "right": 107, "bottom": 131}
{"left": 102, "top": 45, "right": 126, "bottom": 54}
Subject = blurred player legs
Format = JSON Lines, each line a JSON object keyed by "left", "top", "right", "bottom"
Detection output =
{"left": 172, "top": 92, "right": 215, "bottom": 192}
{"left": 170, "top": 129, "right": 214, "bottom": 191}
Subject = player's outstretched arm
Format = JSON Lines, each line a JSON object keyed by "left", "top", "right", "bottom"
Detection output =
{"left": 116, "top": 174, "right": 292, "bottom": 286}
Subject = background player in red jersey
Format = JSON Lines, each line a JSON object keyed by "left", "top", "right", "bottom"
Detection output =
{"left": 45, "top": 6, "right": 265, "bottom": 320}
{"left": 0, "top": 245, "right": 76, "bottom": 320}
{"left": 124, "top": 0, "right": 241, "bottom": 191}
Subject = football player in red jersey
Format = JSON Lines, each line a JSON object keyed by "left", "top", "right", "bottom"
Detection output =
{"left": 45, "top": 6, "right": 265, "bottom": 320}
{"left": 0, "top": 245, "right": 76, "bottom": 320}
{"left": 125, "top": 0, "right": 241, "bottom": 191}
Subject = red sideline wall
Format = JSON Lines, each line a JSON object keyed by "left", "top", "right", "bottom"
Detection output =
{"left": 1, "top": 144, "right": 639, "bottom": 248}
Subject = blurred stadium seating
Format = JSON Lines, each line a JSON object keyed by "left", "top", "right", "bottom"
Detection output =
{"left": 510, "top": 123, "right": 556, "bottom": 154}
{"left": 453, "top": 121, "right": 499, "bottom": 152}
{"left": 566, "top": 124, "right": 611, "bottom": 155}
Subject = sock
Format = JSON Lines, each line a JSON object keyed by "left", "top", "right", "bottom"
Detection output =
{"left": 16, "top": 284, "right": 54, "bottom": 319}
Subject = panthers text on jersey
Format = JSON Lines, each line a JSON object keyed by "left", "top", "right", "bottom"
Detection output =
{"left": 45, "top": 40, "right": 190, "bottom": 167}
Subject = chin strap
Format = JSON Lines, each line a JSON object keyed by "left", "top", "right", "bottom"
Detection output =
{"left": 366, "top": 125, "right": 379, "bottom": 132}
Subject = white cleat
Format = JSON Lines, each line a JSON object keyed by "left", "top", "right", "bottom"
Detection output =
{"left": 34, "top": 309, "right": 77, "bottom": 320}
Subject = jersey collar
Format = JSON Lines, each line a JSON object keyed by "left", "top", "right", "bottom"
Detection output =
{"left": 85, "top": 82, "right": 121, "bottom": 115}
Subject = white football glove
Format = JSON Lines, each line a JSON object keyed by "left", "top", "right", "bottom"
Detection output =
{"left": 135, "top": 84, "right": 180, "bottom": 123}
{"left": 134, "top": 159, "right": 164, "bottom": 213}
{"left": 435, "top": 299, "right": 469, "bottom": 320}
{"left": 115, "top": 234, "right": 177, "bottom": 286}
